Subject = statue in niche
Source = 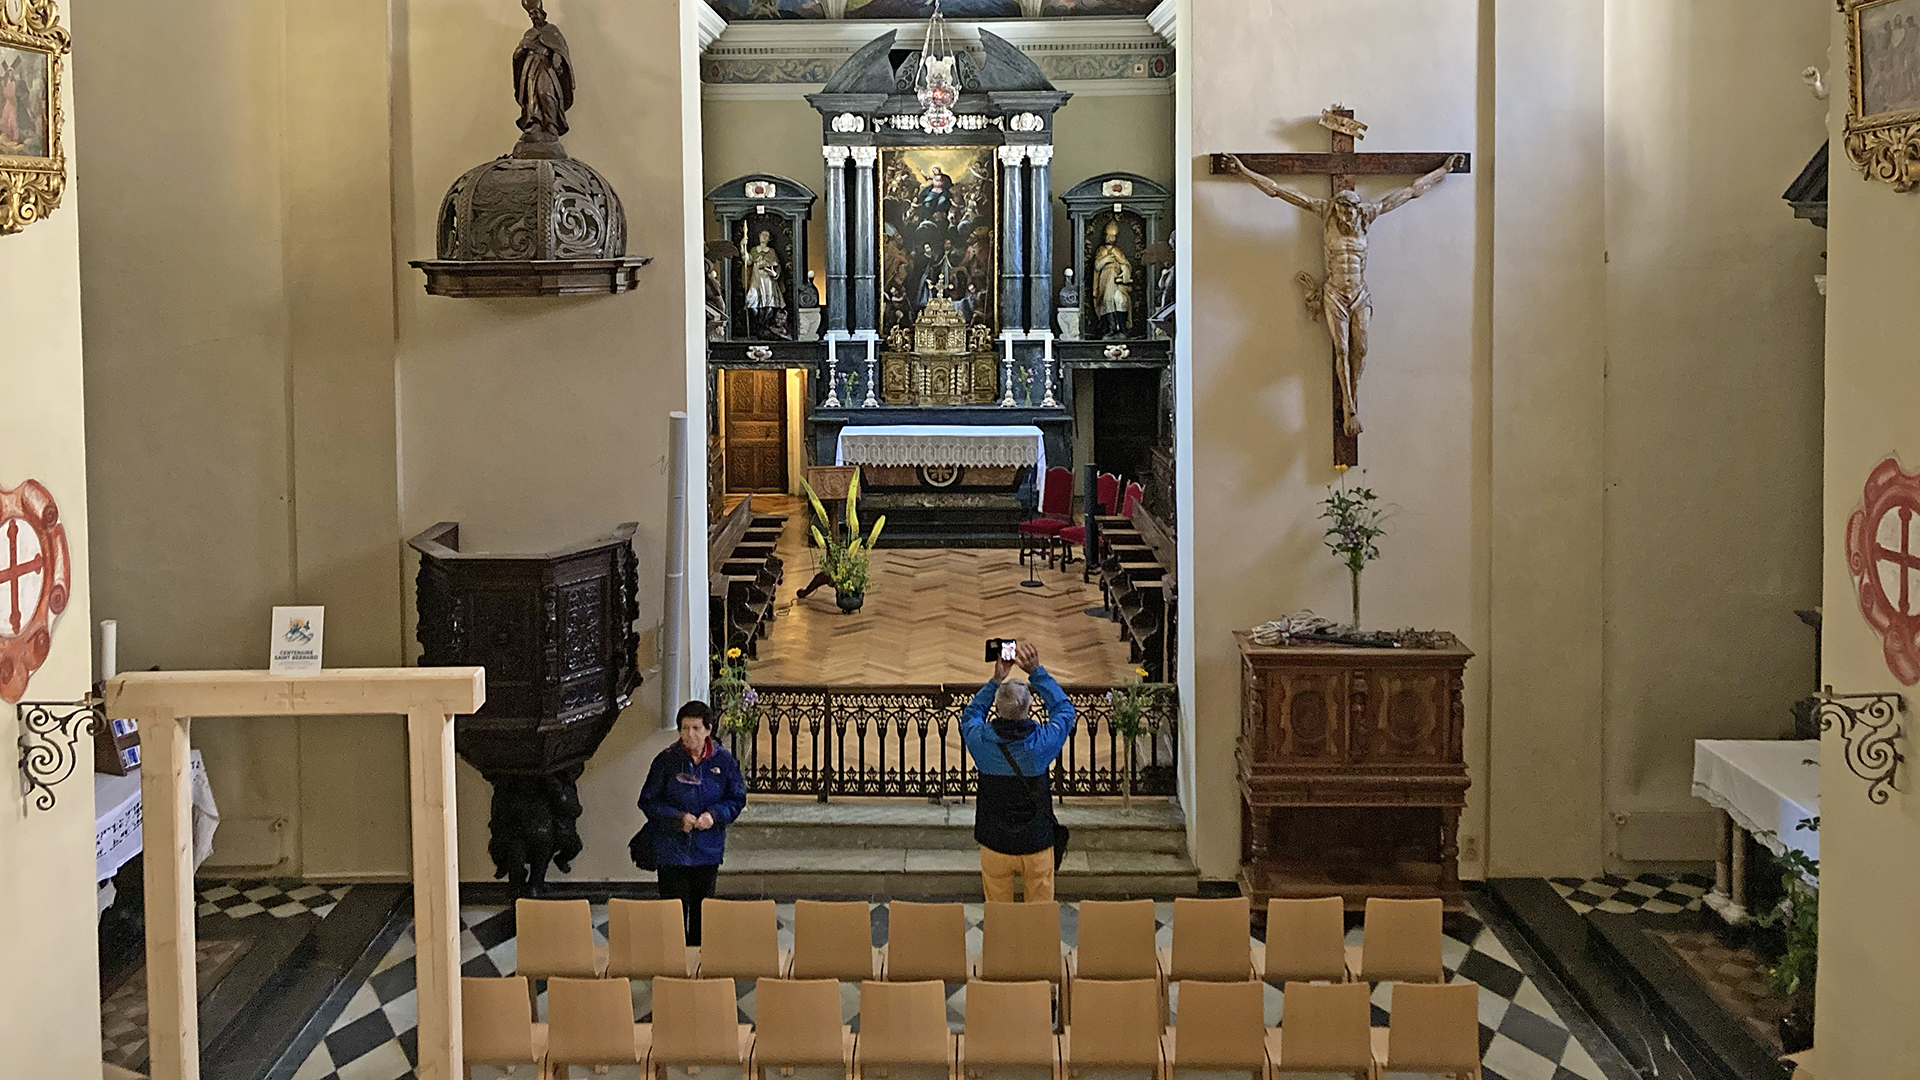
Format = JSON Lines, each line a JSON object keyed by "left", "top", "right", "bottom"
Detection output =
{"left": 1091, "top": 220, "right": 1135, "bottom": 339}
{"left": 1222, "top": 153, "right": 1464, "bottom": 437}
{"left": 742, "top": 228, "right": 791, "bottom": 340}
{"left": 513, "top": 0, "right": 574, "bottom": 157}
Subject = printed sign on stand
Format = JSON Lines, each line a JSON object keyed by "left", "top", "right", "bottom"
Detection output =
{"left": 269, "top": 606, "right": 324, "bottom": 673}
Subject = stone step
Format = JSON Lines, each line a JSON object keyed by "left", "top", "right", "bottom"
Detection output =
{"left": 726, "top": 800, "right": 1190, "bottom": 854}
{"left": 715, "top": 847, "right": 1199, "bottom": 900}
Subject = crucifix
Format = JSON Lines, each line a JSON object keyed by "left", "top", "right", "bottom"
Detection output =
{"left": 1212, "top": 107, "right": 1470, "bottom": 468}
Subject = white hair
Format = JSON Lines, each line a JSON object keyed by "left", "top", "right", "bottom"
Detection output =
{"left": 992, "top": 679, "right": 1033, "bottom": 720}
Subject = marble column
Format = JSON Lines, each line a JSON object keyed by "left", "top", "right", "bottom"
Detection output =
{"left": 1027, "top": 144, "right": 1055, "bottom": 335}
{"left": 850, "top": 145, "right": 879, "bottom": 332}
{"left": 998, "top": 145, "right": 1027, "bottom": 333}
{"left": 823, "top": 145, "right": 850, "bottom": 332}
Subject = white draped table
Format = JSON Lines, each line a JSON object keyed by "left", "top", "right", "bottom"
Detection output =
{"left": 835, "top": 424, "right": 1047, "bottom": 477}
{"left": 95, "top": 750, "right": 219, "bottom": 913}
{"left": 1692, "top": 738, "right": 1819, "bottom": 923}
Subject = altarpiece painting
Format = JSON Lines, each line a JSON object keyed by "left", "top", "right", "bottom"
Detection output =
{"left": 881, "top": 145, "right": 999, "bottom": 344}
{"left": 0, "top": 0, "right": 68, "bottom": 234}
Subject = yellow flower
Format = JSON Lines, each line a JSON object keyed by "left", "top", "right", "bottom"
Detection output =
{"left": 1134, "top": 667, "right": 1150, "bottom": 679}
{"left": 727, "top": 647, "right": 743, "bottom": 659}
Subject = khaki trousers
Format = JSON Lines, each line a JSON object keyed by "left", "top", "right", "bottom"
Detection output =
{"left": 980, "top": 846, "right": 1055, "bottom": 902}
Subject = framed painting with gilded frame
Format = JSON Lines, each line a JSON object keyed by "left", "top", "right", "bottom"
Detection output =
{"left": 1846, "top": 0, "right": 1920, "bottom": 191}
{"left": 0, "top": 0, "right": 68, "bottom": 234}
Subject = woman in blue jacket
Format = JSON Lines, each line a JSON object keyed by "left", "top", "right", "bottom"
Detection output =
{"left": 638, "top": 701, "right": 747, "bottom": 945}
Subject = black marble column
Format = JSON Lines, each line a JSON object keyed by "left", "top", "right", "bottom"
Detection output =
{"left": 824, "top": 145, "right": 850, "bottom": 332}
{"left": 999, "top": 145, "right": 1027, "bottom": 333}
{"left": 851, "top": 145, "right": 878, "bottom": 331}
{"left": 1028, "top": 145, "right": 1055, "bottom": 335}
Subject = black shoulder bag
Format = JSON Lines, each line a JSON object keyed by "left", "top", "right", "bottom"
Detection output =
{"left": 996, "top": 741, "right": 1070, "bottom": 869}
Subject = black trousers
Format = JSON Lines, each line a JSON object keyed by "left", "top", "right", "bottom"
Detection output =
{"left": 657, "top": 863, "right": 720, "bottom": 946}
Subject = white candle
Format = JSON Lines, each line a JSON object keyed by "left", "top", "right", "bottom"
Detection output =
{"left": 100, "top": 619, "right": 117, "bottom": 681}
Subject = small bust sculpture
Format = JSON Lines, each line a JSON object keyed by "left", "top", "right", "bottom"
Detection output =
{"left": 799, "top": 268, "right": 821, "bottom": 308}
{"left": 1057, "top": 266, "right": 1080, "bottom": 309}
{"left": 514, "top": 0, "right": 574, "bottom": 158}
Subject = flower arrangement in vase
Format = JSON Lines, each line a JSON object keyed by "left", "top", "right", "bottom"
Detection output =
{"left": 1320, "top": 480, "right": 1388, "bottom": 629}
{"left": 1106, "top": 667, "right": 1171, "bottom": 808}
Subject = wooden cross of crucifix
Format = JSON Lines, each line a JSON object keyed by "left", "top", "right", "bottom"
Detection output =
{"left": 1212, "top": 106, "right": 1470, "bottom": 468}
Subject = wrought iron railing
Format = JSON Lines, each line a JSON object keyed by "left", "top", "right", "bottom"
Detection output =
{"left": 723, "top": 684, "right": 1179, "bottom": 800}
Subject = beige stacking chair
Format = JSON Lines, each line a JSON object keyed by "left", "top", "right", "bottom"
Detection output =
{"left": 607, "top": 897, "right": 695, "bottom": 979}
{"left": 1260, "top": 898, "right": 1349, "bottom": 985}
{"left": 546, "top": 976, "right": 648, "bottom": 1080}
{"left": 516, "top": 897, "right": 608, "bottom": 982}
{"left": 1068, "top": 899, "right": 1167, "bottom": 1025}
{"left": 1347, "top": 899, "right": 1444, "bottom": 984}
{"left": 1372, "top": 982, "right": 1481, "bottom": 1079}
{"left": 751, "top": 978, "right": 854, "bottom": 1080}
{"left": 885, "top": 901, "right": 975, "bottom": 983}
{"left": 1061, "top": 978, "right": 1164, "bottom": 1080}
{"left": 978, "top": 902, "right": 1069, "bottom": 1029}
{"left": 1267, "top": 981, "right": 1371, "bottom": 1080}
{"left": 460, "top": 976, "right": 547, "bottom": 1080}
{"left": 856, "top": 980, "right": 957, "bottom": 1080}
{"left": 960, "top": 980, "right": 1061, "bottom": 1080}
{"left": 1161, "top": 898, "right": 1258, "bottom": 983}
{"left": 791, "top": 900, "right": 883, "bottom": 981}
{"left": 1162, "top": 979, "right": 1268, "bottom": 1080}
{"left": 698, "top": 899, "right": 790, "bottom": 980}
{"left": 651, "top": 976, "right": 755, "bottom": 1080}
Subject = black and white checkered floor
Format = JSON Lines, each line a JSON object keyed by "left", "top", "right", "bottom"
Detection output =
{"left": 197, "top": 880, "right": 355, "bottom": 921}
{"left": 290, "top": 899, "right": 1616, "bottom": 1080}
{"left": 1548, "top": 873, "right": 1712, "bottom": 916}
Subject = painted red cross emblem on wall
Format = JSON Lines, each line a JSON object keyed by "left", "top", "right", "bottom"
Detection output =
{"left": 2, "top": 517, "right": 46, "bottom": 635}
{"left": 1848, "top": 456, "right": 1920, "bottom": 685}
{"left": 0, "top": 479, "right": 71, "bottom": 704}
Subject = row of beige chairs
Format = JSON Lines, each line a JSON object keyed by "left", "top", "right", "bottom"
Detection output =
{"left": 516, "top": 896, "right": 1447, "bottom": 991}
{"left": 465, "top": 973, "right": 1482, "bottom": 1080}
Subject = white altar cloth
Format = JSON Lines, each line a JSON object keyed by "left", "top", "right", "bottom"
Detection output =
{"left": 95, "top": 750, "right": 219, "bottom": 883}
{"left": 1692, "top": 739, "right": 1819, "bottom": 864}
{"left": 836, "top": 424, "right": 1046, "bottom": 477}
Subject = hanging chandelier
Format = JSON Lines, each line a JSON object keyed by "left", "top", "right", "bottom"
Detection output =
{"left": 916, "top": 0, "right": 960, "bottom": 135}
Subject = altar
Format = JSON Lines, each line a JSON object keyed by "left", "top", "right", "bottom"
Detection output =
{"left": 1693, "top": 739, "right": 1820, "bottom": 923}
{"left": 836, "top": 423, "right": 1047, "bottom": 476}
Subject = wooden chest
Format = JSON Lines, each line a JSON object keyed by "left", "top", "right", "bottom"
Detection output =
{"left": 1234, "top": 631, "right": 1473, "bottom": 910}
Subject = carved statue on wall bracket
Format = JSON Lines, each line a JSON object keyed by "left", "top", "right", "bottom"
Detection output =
{"left": 513, "top": 0, "right": 574, "bottom": 158}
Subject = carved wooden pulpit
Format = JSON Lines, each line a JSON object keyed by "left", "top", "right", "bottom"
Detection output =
{"left": 409, "top": 522, "right": 640, "bottom": 893}
{"left": 1235, "top": 630, "right": 1472, "bottom": 910}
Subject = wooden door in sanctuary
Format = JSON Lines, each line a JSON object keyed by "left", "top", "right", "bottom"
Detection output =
{"left": 724, "top": 368, "right": 788, "bottom": 494}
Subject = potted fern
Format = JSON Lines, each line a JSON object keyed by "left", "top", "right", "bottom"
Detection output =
{"left": 802, "top": 466, "right": 886, "bottom": 614}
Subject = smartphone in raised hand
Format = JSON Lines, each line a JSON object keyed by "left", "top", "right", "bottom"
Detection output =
{"left": 985, "top": 638, "right": 1018, "bottom": 663}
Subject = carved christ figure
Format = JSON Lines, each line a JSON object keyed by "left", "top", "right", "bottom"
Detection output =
{"left": 514, "top": 0, "right": 574, "bottom": 149}
{"left": 1223, "top": 153, "right": 1465, "bottom": 437}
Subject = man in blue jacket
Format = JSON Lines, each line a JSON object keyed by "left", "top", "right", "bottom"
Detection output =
{"left": 960, "top": 641, "right": 1075, "bottom": 901}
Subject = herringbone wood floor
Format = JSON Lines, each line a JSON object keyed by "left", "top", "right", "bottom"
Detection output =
{"left": 732, "top": 495, "right": 1137, "bottom": 685}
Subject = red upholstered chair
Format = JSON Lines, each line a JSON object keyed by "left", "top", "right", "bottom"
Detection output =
{"left": 1019, "top": 466, "right": 1075, "bottom": 569}
{"left": 1061, "top": 479, "right": 1144, "bottom": 571}
{"left": 1096, "top": 472, "right": 1122, "bottom": 516}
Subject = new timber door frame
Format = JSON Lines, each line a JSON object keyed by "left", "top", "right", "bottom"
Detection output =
{"left": 723, "top": 367, "right": 789, "bottom": 494}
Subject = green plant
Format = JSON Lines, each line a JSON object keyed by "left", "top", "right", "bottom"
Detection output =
{"left": 802, "top": 467, "right": 887, "bottom": 597}
{"left": 1107, "top": 667, "right": 1171, "bottom": 808}
{"left": 1320, "top": 481, "right": 1388, "bottom": 628}
{"left": 1755, "top": 817, "right": 1820, "bottom": 1000}
{"left": 711, "top": 646, "right": 760, "bottom": 736}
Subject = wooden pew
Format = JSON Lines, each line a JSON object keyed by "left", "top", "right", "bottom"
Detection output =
{"left": 1095, "top": 505, "right": 1177, "bottom": 681}
{"left": 708, "top": 497, "right": 786, "bottom": 659}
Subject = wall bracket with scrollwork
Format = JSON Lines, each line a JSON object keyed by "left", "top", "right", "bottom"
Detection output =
{"left": 15, "top": 698, "right": 98, "bottom": 813}
{"left": 1818, "top": 687, "right": 1906, "bottom": 805}
{"left": 0, "top": 0, "right": 70, "bottom": 235}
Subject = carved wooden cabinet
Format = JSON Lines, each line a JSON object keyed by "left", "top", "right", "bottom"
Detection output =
{"left": 410, "top": 522, "right": 640, "bottom": 893}
{"left": 1235, "top": 631, "right": 1473, "bottom": 910}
